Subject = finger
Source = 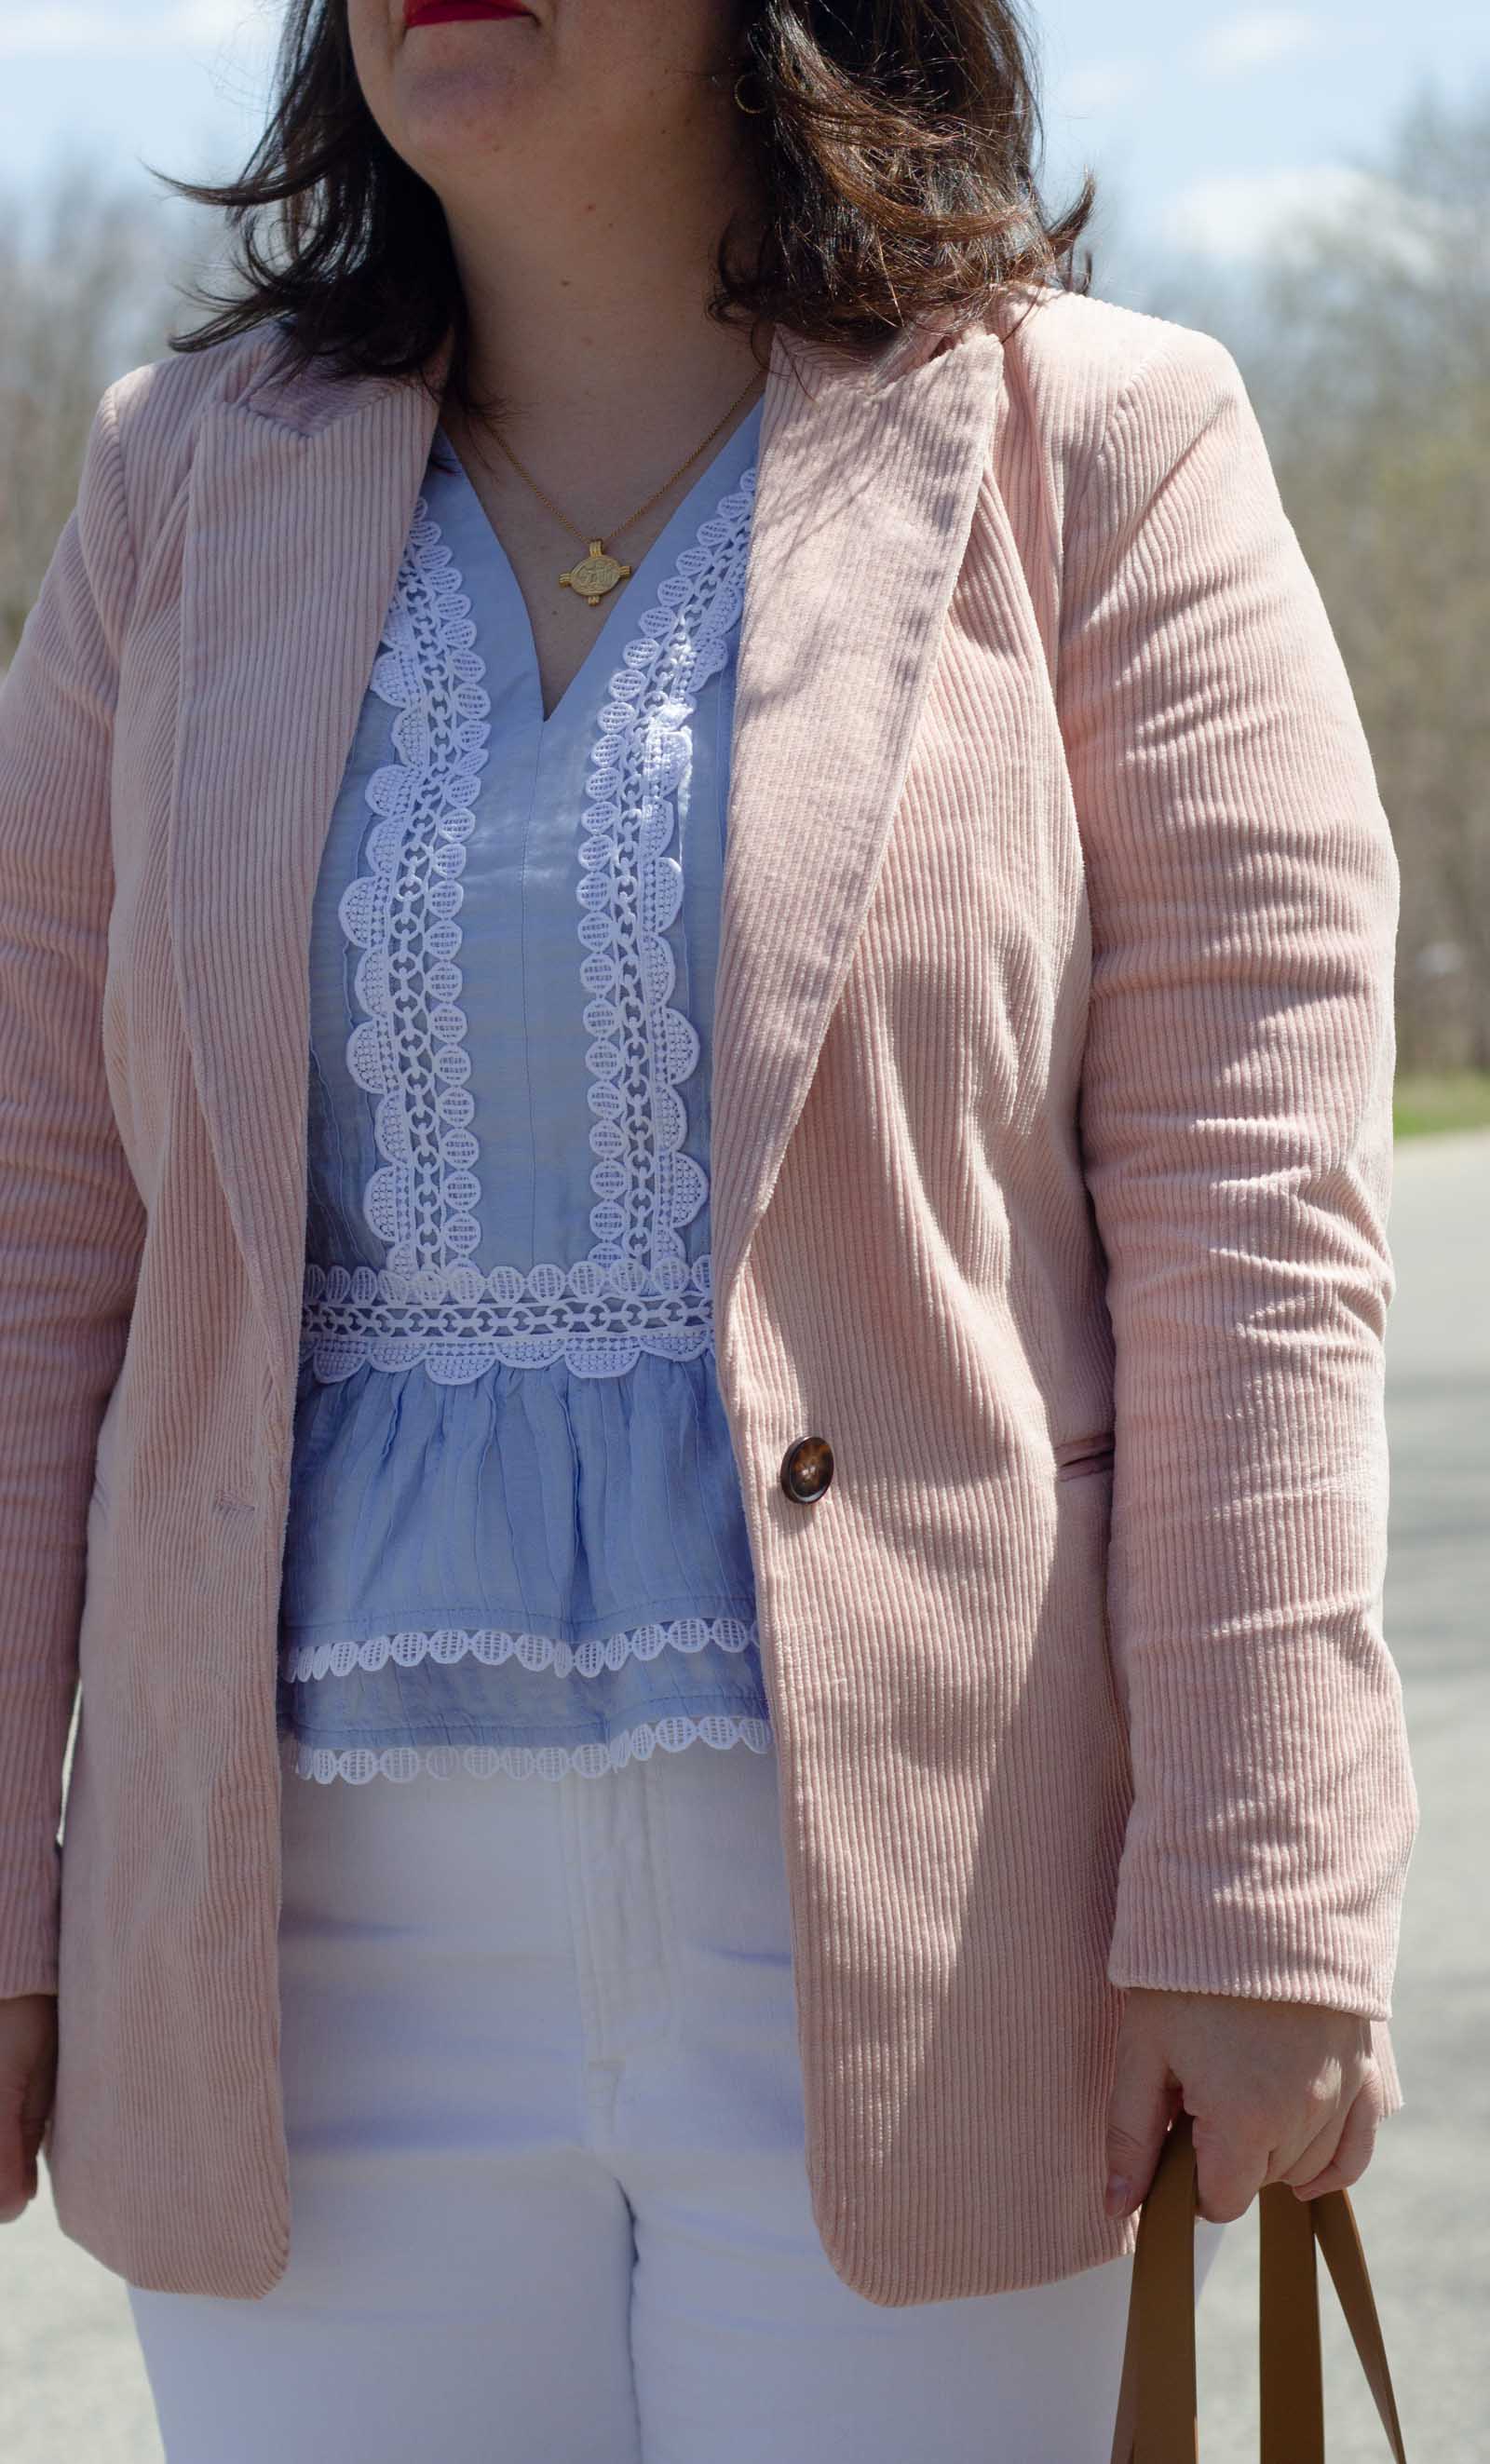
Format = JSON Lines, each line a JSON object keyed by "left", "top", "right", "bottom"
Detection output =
{"left": 20, "top": 2044, "right": 56, "bottom": 2139}
{"left": 1104, "top": 2037, "right": 1179, "bottom": 2218}
{"left": 1192, "top": 2114, "right": 1273, "bottom": 2224}
{"left": 1290, "top": 2075, "right": 1382, "bottom": 2200}
{"left": 1270, "top": 2047, "right": 1375, "bottom": 2186}
{"left": 0, "top": 2105, "right": 31, "bottom": 2225}
{"left": 1273, "top": 2070, "right": 1365, "bottom": 2188}
{"left": 1277, "top": 2106, "right": 1346, "bottom": 2188}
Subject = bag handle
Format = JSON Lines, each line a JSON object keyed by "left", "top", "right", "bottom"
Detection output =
{"left": 1108, "top": 2107, "right": 1409, "bottom": 2463}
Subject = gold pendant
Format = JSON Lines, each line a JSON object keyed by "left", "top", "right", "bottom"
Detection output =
{"left": 559, "top": 540, "right": 632, "bottom": 608}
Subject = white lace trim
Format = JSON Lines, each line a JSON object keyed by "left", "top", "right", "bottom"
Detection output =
{"left": 302, "top": 462, "right": 756, "bottom": 1387}
{"left": 278, "top": 1713, "right": 773, "bottom": 1785}
{"left": 281, "top": 1613, "right": 759, "bottom": 1686}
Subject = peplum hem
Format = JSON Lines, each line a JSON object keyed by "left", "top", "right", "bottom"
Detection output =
{"left": 283, "top": 1612, "right": 758, "bottom": 1685}
{"left": 278, "top": 1712, "right": 773, "bottom": 1785}
{"left": 279, "top": 1347, "right": 759, "bottom": 1650}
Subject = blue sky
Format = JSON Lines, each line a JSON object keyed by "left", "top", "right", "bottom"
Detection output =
{"left": 1, "top": 1, "right": 1484, "bottom": 281}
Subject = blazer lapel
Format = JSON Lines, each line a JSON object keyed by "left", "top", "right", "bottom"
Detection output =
{"left": 169, "top": 345, "right": 448, "bottom": 1381}
{"left": 710, "top": 318, "right": 1006, "bottom": 1347}
{"left": 167, "top": 314, "right": 1005, "bottom": 1391}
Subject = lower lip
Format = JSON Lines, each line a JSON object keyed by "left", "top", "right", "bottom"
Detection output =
{"left": 405, "top": 2, "right": 531, "bottom": 24}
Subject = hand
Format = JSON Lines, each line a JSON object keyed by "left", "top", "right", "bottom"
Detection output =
{"left": 1104, "top": 1986, "right": 1384, "bottom": 2225}
{"left": 0, "top": 1994, "right": 58, "bottom": 2224}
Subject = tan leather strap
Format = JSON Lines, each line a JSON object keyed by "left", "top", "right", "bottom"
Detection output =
{"left": 1309, "top": 2185, "right": 1409, "bottom": 2459}
{"left": 1109, "top": 2106, "right": 1199, "bottom": 2462}
{"left": 1108, "top": 2108, "right": 1409, "bottom": 2463}
{"left": 1258, "top": 2173, "right": 1322, "bottom": 2458}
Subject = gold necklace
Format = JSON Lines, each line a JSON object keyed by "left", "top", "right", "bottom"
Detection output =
{"left": 478, "top": 366, "right": 765, "bottom": 607}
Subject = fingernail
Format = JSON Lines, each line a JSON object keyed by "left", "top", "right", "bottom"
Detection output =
{"left": 1104, "top": 2176, "right": 1132, "bottom": 2217}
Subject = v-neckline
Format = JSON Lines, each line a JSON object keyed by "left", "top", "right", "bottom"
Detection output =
{"left": 430, "top": 395, "right": 765, "bottom": 742}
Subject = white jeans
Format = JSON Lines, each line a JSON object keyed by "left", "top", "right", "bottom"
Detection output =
{"left": 128, "top": 1738, "right": 1225, "bottom": 2462}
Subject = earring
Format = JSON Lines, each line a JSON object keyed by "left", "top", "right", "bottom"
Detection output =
{"left": 733, "top": 68, "right": 767, "bottom": 114}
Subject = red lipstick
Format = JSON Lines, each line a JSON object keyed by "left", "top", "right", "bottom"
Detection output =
{"left": 404, "top": 0, "right": 531, "bottom": 25}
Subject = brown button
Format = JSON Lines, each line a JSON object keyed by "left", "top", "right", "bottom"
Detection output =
{"left": 780, "top": 1436, "right": 833, "bottom": 1503}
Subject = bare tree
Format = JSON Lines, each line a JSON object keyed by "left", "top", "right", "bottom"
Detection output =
{"left": 1258, "top": 88, "right": 1490, "bottom": 1071}
{"left": 1122, "top": 83, "right": 1490, "bottom": 1073}
{"left": 0, "top": 159, "right": 181, "bottom": 665}
{"left": 7, "top": 91, "right": 1488, "bottom": 1069}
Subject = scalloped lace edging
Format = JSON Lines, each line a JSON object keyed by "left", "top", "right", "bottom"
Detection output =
{"left": 281, "top": 1613, "right": 759, "bottom": 1686}
{"left": 278, "top": 1713, "right": 773, "bottom": 1785}
{"left": 301, "top": 459, "right": 756, "bottom": 1387}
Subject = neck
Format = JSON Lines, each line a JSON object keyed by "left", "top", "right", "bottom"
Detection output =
{"left": 438, "top": 106, "right": 770, "bottom": 446}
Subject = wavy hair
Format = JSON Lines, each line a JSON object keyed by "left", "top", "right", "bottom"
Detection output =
{"left": 154, "top": 0, "right": 1094, "bottom": 417}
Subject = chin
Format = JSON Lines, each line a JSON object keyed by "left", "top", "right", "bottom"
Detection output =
{"left": 392, "top": 49, "right": 538, "bottom": 167}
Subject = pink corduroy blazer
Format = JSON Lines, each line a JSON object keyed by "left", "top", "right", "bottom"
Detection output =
{"left": 0, "top": 283, "right": 1418, "bottom": 2304}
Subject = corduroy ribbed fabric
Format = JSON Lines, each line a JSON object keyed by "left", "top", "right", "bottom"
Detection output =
{"left": 0, "top": 285, "right": 1416, "bottom": 2305}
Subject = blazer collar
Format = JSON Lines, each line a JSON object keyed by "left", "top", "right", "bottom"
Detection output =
{"left": 228, "top": 303, "right": 973, "bottom": 433}
{"left": 168, "top": 309, "right": 1008, "bottom": 1388}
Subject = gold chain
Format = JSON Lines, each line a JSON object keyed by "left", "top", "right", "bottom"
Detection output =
{"left": 478, "top": 364, "right": 766, "bottom": 607}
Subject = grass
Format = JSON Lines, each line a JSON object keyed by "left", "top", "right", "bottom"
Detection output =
{"left": 1392, "top": 1069, "right": 1490, "bottom": 1139}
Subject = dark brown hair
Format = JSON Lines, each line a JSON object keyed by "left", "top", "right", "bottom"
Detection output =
{"left": 152, "top": 1, "right": 1094, "bottom": 421}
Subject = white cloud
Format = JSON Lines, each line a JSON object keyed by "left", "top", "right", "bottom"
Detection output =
{"left": 0, "top": 3, "right": 268, "bottom": 60}
{"left": 1194, "top": 11, "right": 1332, "bottom": 76}
{"left": 1158, "top": 164, "right": 1447, "bottom": 271}
{"left": 1052, "top": 61, "right": 1148, "bottom": 118}
{"left": 1160, "top": 167, "right": 1357, "bottom": 261}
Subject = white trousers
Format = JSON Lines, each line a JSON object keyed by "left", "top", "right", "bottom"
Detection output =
{"left": 128, "top": 1738, "right": 1225, "bottom": 2463}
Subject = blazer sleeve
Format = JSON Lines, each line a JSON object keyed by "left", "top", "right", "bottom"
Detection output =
{"left": 1056, "top": 323, "right": 1418, "bottom": 2023}
{"left": 0, "top": 382, "right": 146, "bottom": 1998}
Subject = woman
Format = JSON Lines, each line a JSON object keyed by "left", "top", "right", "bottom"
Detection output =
{"left": 0, "top": 1, "right": 1417, "bottom": 2457}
